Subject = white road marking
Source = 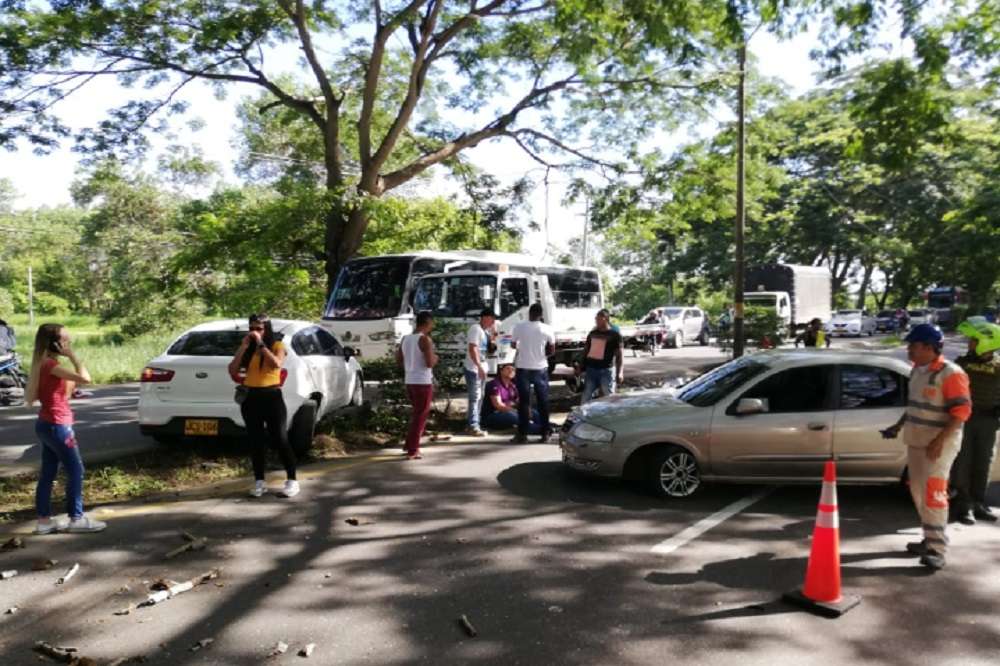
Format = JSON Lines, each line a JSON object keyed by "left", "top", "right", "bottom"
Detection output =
{"left": 650, "top": 486, "right": 776, "bottom": 555}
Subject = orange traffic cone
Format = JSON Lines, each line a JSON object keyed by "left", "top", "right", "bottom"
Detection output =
{"left": 782, "top": 460, "right": 861, "bottom": 617}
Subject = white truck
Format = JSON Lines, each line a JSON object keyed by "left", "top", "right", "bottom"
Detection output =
{"left": 412, "top": 269, "right": 600, "bottom": 374}
{"left": 744, "top": 263, "right": 832, "bottom": 333}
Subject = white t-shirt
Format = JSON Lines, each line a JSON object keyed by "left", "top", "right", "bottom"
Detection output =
{"left": 401, "top": 333, "right": 433, "bottom": 385}
{"left": 511, "top": 320, "right": 555, "bottom": 370}
{"left": 464, "top": 323, "right": 490, "bottom": 373}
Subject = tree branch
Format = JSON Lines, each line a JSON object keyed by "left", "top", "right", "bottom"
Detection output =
{"left": 280, "top": 0, "right": 339, "bottom": 108}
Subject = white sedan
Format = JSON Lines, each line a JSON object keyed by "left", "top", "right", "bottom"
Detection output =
{"left": 826, "top": 310, "right": 877, "bottom": 337}
{"left": 138, "top": 319, "right": 364, "bottom": 454}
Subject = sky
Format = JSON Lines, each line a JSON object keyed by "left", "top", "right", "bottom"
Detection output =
{"left": 0, "top": 24, "right": 827, "bottom": 262}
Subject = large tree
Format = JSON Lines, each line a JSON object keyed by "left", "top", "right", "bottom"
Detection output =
{"left": 0, "top": 0, "right": 747, "bottom": 291}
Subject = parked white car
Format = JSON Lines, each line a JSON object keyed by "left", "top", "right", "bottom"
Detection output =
{"left": 138, "top": 319, "right": 364, "bottom": 454}
{"left": 826, "top": 309, "right": 877, "bottom": 337}
{"left": 656, "top": 306, "right": 710, "bottom": 348}
{"left": 907, "top": 309, "right": 935, "bottom": 327}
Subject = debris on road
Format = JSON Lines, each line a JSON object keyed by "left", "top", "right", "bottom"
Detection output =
{"left": 299, "top": 643, "right": 316, "bottom": 658}
{"left": 5, "top": 606, "right": 18, "bottom": 614}
{"left": 190, "top": 638, "right": 214, "bottom": 652}
{"left": 32, "top": 558, "right": 58, "bottom": 571}
{"left": 200, "top": 461, "right": 223, "bottom": 470}
{"left": 107, "top": 657, "right": 148, "bottom": 666}
{"left": 1, "top": 536, "right": 24, "bottom": 551}
{"left": 458, "top": 614, "right": 478, "bottom": 638}
{"left": 165, "top": 532, "right": 207, "bottom": 559}
{"left": 33, "top": 641, "right": 97, "bottom": 665}
{"left": 57, "top": 563, "right": 80, "bottom": 585}
{"left": 139, "top": 569, "right": 220, "bottom": 608}
{"left": 548, "top": 605, "right": 564, "bottom": 614}
{"left": 1, "top": 569, "right": 18, "bottom": 580}
{"left": 114, "top": 604, "right": 137, "bottom": 616}
{"left": 344, "top": 517, "right": 375, "bottom": 526}
{"left": 269, "top": 641, "right": 289, "bottom": 657}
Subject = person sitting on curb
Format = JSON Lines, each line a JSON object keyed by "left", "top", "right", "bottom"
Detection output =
{"left": 481, "top": 363, "right": 541, "bottom": 434}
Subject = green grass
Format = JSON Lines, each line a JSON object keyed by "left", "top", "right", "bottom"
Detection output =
{"left": 5, "top": 313, "right": 178, "bottom": 384}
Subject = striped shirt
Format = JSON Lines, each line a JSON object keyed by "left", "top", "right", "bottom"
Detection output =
{"left": 903, "top": 355, "right": 971, "bottom": 448}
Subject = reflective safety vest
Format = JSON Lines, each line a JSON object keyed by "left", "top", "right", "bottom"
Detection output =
{"left": 904, "top": 356, "right": 971, "bottom": 448}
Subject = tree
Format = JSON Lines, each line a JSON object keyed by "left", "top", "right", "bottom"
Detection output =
{"left": 0, "top": 0, "right": 740, "bottom": 292}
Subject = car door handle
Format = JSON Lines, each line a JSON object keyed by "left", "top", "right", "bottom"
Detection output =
{"left": 807, "top": 423, "right": 828, "bottom": 431}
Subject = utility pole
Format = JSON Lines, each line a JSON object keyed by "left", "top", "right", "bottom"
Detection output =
{"left": 27, "top": 265, "right": 34, "bottom": 328}
{"left": 732, "top": 38, "right": 747, "bottom": 358}
{"left": 581, "top": 194, "right": 590, "bottom": 266}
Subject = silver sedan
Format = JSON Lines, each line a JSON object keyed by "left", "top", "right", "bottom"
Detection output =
{"left": 560, "top": 350, "right": 916, "bottom": 498}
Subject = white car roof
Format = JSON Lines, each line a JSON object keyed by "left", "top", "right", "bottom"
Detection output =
{"left": 747, "top": 349, "right": 910, "bottom": 373}
{"left": 184, "top": 319, "right": 313, "bottom": 335}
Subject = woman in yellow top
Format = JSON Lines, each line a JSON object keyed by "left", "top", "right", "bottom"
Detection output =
{"left": 229, "top": 314, "right": 299, "bottom": 498}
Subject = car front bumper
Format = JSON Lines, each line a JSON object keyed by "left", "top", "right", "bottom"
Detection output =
{"left": 559, "top": 434, "right": 621, "bottom": 477}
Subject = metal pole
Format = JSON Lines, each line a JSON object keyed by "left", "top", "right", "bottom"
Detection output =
{"left": 581, "top": 194, "right": 590, "bottom": 266}
{"left": 27, "top": 265, "right": 34, "bottom": 328}
{"left": 732, "top": 39, "right": 747, "bottom": 358}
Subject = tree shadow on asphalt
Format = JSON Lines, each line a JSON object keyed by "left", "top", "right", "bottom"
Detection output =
{"left": 2, "top": 445, "right": 1000, "bottom": 665}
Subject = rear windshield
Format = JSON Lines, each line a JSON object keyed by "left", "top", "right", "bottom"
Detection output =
{"left": 167, "top": 331, "right": 245, "bottom": 356}
{"left": 908, "top": 310, "right": 924, "bottom": 316}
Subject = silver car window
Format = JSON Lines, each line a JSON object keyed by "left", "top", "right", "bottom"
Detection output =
{"left": 314, "top": 328, "right": 344, "bottom": 356}
{"left": 292, "top": 328, "right": 322, "bottom": 356}
{"left": 676, "top": 357, "right": 767, "bottom": 407}
{"left": 838, "top": 365, "right": 906, "bottom": 409}
{"left": 738, "top": 365, "right": 835, "bottom": 413}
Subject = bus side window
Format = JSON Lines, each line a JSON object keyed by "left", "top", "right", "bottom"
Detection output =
{"left": 500, "top": 278, "right": 530, "bottom": 318}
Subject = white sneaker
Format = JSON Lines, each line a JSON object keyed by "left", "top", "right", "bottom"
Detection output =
{"left": 249, "top": 480, "right": 267, "bottom": 498}
{"left": 34, "top": 518, "right": 65, "bottom": 535}
{"left": 65, "top": 515, "right": 106, "bottom": 533}
{"left": 278, "top": 480, "right": 300, "bottom": 498}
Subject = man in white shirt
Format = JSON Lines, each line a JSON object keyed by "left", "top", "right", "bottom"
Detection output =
{"left": 510, "top": 303, "right": 555, "bottom": 443}
{"left": 464, "top": 308, "right": 496, "bottom": 437}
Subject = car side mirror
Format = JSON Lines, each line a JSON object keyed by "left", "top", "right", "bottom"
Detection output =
{"left": 736, "top": 398, "right": 767, "bottom": 415}
{"left": 343, "top": 346, "right": 358, "bottom": 360}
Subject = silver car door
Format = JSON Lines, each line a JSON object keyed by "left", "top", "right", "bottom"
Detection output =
{"left": 315, "top": 328, "right": 351, "bottom": 409}
{"left": 289, "top": 328, "right": 326, "bottom": 402}
{"left": 709, "top": 364, "right": 836, "bottom": 478}
{"left": 832, "top": 364, "right": 908, "bottom": 480}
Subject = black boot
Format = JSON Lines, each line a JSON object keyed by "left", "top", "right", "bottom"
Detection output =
{"left": 974, "top": 504, "right": 998, "bottom": 523}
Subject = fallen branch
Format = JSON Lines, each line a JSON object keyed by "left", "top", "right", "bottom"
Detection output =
{"left": 32, "top": 641, "right": 98, "bottom": 665}
{"left": 0, "top": 569, "right": 18, "bottom": 580}
{"left": 139, "top": 569, "right": 220, "bottom": 607}
{"left": 1, "top": 536, "right": 24, "bottom": 551}
{"left": 165, "top": 533, "right": 207, "bottom": 559}
{"left": 299, "top": 643, "right": 316, "bottom": 657}
{"left": 458, "top": 614, "right": 478, "bottom": 638}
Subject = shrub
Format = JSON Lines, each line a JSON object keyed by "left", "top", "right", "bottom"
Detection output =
{"left": 0, "top": 288, "right": 13, "bottom": 316}
{"left": 32, "top": 291, "right": 70, "bottom": 315}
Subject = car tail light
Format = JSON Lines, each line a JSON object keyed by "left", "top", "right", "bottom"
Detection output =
{"left": 279, "top": 369, "right": 288, "bottom": 386}
{"left": 141, "top": 367, "right": 175, "bottom": 383}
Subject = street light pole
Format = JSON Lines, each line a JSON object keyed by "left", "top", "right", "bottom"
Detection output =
{"left": 733, "top": 38, "right": 747, "bottom": 358}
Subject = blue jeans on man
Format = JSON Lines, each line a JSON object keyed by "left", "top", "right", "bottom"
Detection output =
{"left": 582, "top": 366, "right": 614, "bottom": 403}
{"left": 35, "top": 420, "right": 85, "bottom": 519}
{"left": 515, "top": 368, "right": 550, "bottom": 437}
{"left": 464, "top": 369, "right": 485, "bottom": 431}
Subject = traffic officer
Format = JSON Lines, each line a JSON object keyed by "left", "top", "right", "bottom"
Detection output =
{"left": 883, "top": 324, "right": 971, "bottom": 570}
{"left": 949, "top": 320, "right": 1000, "bottom": 525}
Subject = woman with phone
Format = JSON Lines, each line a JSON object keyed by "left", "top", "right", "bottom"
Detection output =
{"left": 229, "top": 314, "right": 299, "bottom": 498}
{"left": 25, "top": 323, "right": 105, "bottom": 534}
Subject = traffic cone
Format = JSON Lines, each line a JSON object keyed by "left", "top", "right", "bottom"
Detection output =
{"left": 782, "top": 460, "right": 861, "bottom": 618}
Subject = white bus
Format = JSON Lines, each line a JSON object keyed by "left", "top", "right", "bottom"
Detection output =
{"left": 321, "top": 250, "right": 603, "bottom": 357}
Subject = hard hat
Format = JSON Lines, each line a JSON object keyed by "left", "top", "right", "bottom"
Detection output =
{"left": 958, "top": 319, "right": 1000, "bottom": 354}
{"left": 905, "top": 323, "right": 943, "bottom": 346}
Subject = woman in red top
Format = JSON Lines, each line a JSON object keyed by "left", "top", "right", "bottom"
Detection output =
{"left": 25, "top": 324, "right": 105, "bottom": 534}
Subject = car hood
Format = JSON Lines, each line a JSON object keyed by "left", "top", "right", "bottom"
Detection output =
{"left": 577, "top": 389, "right": 694, "bottom": 426}
{"left": 831, "top": 315, "right": 861, "bottom": 323}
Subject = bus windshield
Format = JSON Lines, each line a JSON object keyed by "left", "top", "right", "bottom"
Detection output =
{"left": 414, "top": 275, "right": 496, "bottom": 319}
{"left": 324, "top": 257, "right": 410, "bottom": 320}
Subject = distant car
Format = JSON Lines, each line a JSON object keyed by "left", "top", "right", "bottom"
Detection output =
{"left": 560, "top": 350, "right": 913, "bottom": 498}
{"left": 655, "top": 306, "right": 710, "bottom": 348}
{"left": 138, "top": 319, "right": 364, "bottom": 454}
{"left": 826, "top": 309, "right": 877, "bottom": 337}
{"left": 907, "top": 309, "right": 935, "bottom": 327}
{"left": 875, "top": 310, "right": 899, "bottom": 333}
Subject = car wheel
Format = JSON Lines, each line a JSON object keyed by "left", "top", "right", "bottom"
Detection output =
{"left": 351, "top": 375, "right": 364, "bottom": 407}
{"left": 289, "top": 399, "right": 318, "bottom": 457}
{"left": 671, "top": 330, "right": 684, "bottom": 349}
{"left": 698, "top": 328, "right": 709, "bottom": 346}
{"left": 647, "top": 445, "right": 701, "bottom": 498}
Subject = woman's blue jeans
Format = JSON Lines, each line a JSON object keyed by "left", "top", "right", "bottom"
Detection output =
{"left": 35, "top": 420, "right": 84, "bottom": 519}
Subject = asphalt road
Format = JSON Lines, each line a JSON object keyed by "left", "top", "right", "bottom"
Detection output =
{"left": 0, "top": 441, "right": 998, "bottom": 665}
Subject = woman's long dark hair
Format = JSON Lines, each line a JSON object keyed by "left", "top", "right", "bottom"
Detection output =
{"left": 238, "top": 314, "right": 276, "bottom": 371}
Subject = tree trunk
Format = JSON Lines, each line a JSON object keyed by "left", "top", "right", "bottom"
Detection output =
{"left": 323, "top": 198, "right": 372, "bottom": 297}
{"left": 855, "top": 263, "right": 874, "bottom": 309}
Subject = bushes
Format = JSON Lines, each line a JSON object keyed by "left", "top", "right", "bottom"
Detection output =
{"left": 32, "top": 291, "right": 70, "bottom": 315}
{"left": 0, "top": 288, "right": 13, "bottom": 316}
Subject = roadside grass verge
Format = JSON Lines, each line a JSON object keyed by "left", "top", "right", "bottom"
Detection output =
{"left": 5, "top": 313, "right": 178, "bottom": 384}
{"left": 879, "top": 334, "right": 903, "bottom": 347}
{"left": 0, "top": 433, "right": 360, "bottom": 525}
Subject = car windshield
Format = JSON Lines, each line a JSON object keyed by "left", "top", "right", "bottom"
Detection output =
{"left": 745, "top": 294, "right": 776, "bottom": 306}
{"left": 413, "top": 275, "right": 496, "bottom": 318}
{"left": 676, "top": 356, "right": 768, "bottom": 407}
{"left": 167, "top": 330, "right": 246, "bottom": 356}
{"left": 836, "top": 310, "right": 860, "bottom": 316}
{"left": 662, "top": 308, "right": 684, "bottom": 319}
{"left": 908, "top": 310, "right": 924, "bottom": 317}
{"left": 324, "top": 257, "right": 410, "bottom": 320}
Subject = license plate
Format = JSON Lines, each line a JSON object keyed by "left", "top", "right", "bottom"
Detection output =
{"left": 184, "top": 419, "right": 219, "bottom": 436}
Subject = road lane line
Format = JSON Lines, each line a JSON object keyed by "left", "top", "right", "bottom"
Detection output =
{"left": 650, "top": 486, "right": 776, "bottom": 555}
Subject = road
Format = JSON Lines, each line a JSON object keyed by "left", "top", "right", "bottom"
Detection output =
{"left": 0, "top": 441, "right": 998, "bottom": 665}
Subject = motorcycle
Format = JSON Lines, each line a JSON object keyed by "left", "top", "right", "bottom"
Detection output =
{"left": 0, "top": 350, "right": 27, "bottom": 406}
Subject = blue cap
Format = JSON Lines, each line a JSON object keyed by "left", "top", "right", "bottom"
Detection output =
{"left": 905, "top": 323, "right": 943, "bottom": 345}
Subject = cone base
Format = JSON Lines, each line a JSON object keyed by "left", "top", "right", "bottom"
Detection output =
{"left": 782, "top": 589, "right": 861, "bottom": 618}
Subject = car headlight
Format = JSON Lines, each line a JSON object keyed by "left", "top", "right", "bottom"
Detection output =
{"left": 571, "top": 422, "right": 615, "bottom": 443}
